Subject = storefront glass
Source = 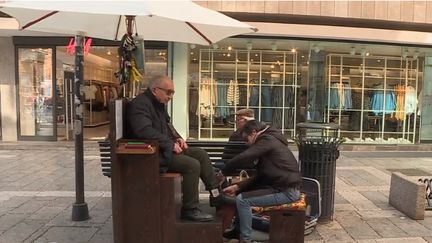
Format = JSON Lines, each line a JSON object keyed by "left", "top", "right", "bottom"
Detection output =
{"left": 18, "top": 48, "right": 55, "bottom": 139}
{"left": 188, "top": 38, "right": 427, "bottom": 144}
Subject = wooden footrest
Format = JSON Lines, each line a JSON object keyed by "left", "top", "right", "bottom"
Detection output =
{"left": 269, "top": 209, "right": 306, "bottom": 243}
{"left": 176, "top": 220, "right": 223, "bottom": 243}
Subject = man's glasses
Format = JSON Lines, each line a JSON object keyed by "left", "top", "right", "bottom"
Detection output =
{"left": 156, "top": 87, "right": 175, "bottom": 96}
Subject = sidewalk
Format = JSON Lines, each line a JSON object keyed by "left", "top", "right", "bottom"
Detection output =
{"left": 0, "top": 142, "right": 431, "bottom": 242}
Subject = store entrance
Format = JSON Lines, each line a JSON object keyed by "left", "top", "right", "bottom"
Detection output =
{"left": 56, "top": 71, "right": 74, "bottom": 140}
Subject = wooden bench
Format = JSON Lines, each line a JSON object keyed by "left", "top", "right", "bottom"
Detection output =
{"left": 98, "top": 140, "right": 252, "bottom": 178}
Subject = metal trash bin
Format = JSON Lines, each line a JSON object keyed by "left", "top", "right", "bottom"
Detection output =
{"left": 296, "top": 122, "right": 343, "bottom": 221}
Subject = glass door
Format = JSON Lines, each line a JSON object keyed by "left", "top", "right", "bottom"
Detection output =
{"left": 17, "top": 48, "right": 56, "bottom": 140}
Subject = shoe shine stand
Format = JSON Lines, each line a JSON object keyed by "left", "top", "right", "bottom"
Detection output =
{"left": 110, "top": 99, "right": 223, "bottom": 243}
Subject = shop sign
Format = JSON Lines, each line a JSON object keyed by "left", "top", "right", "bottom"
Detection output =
{"left": 66, "top": 37, "right": 92, "bottom": 55}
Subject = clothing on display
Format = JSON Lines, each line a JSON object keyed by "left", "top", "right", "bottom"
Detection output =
{"left": 249, "top": 79, "right": 272, "bottom": 122}
{"left": 227, "top": 79, "right": 239, "bottom": 106}
{"left": 329, "top": 82, "right": 352, "bottom": 110}
{"left": 199, "top": 77, "right": 217, "bottom": 118}
{"left": 370, "top": 84, "right": 396, "bottom": 115}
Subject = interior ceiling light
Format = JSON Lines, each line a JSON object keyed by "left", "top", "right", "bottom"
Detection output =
{"left": 271, "top": 43, "right": 277, "bottom": 51}
{"left": 107, "top": 50, "right": 111, "bottom": 55}
{"left": 290, "top": 48, "right": 296, "bottom": 53}
{"left": 313, "top": 46, "right": 320, "bottom": 53}
{"left": 227, "top": 46, "right": 232, "bottom": 51}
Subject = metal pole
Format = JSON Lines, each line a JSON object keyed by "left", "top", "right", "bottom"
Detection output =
{"left": 72, "top": 35, "right": 89, "bottom": 221}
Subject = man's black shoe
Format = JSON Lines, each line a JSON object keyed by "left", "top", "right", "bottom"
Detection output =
{"left": 209, "top": 194, "right": 236, "bottom": 207}
{"left": 181, "top": 208, "right": 214, "bottom": 222}
{"left": 222, "top": 226, "right": 240, "bottom": 240}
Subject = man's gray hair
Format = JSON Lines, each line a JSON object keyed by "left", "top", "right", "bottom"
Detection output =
{"left": 149, "top": 75, "right": 171, "bottom": 88}
{"left": 235, "top": 108, "right": 255, "bottom": 118}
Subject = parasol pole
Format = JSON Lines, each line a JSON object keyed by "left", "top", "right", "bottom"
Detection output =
{"left": 72, "top": 35, "right": 89, "bottom": 221}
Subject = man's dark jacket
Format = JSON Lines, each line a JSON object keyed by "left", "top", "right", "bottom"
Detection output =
{"left": 125, "top": 89, "right": 181, "bottom": 171}
{"left": 223, "top": 126, "right": 301, "bottom": 194}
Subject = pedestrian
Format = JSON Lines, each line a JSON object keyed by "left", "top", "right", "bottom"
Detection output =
{"left": 126, "top": 75, "right": 234, "bottom": 222}
{"left": 222, "top": 120, "right": 301, "bottom": 242}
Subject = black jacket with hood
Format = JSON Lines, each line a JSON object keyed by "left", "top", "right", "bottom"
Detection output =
{"left": 222, "top": 126, "right": 301, "bottom": 195}
{"left": 125, "top": 89, "right": 181, "bottom": 171}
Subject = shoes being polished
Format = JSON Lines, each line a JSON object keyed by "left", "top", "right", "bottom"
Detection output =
{"left": 181, "top": 207, "right": 214, "bottom": 222}
{"left": 209, "top": 193, "right": 236, "bottom": 207}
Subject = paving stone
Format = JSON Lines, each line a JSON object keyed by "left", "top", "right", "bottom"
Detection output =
{"left": 336, "top": 211, "right": 380, "bottom": 240}
{"left": 337, "top": 189, "right": 380, "bottom": 211}
{"left": 304, "top": 227, "right": 322, "bottom": 241}
{"left": 335, "top": 203, "right": 357, "bottom": 211}
{"left": 0, "top": 196, "right": 32, "bottom": 209}
{"left": 10, "top": 198, "right": 47, "bottom": 214}
{"left": 359, "top": 191, "right": 390, "bottom": 209}
{"left": 315, "top": 220, "right": 355, "bottom": 242}
{"left": 0, "top": 220, "right": 44, "bottom": 243}
{"left": 358, "top": 209, "right": 405, "bottom": 219}
{"left": 417, "top": 216, "right": 432, "bottom": 230}
{"left": 365, "top": 218, "right": 408, "bottom": 238}
{"left": 335, "top": 192, "right": 349, "bottom": 204}
{"left": 389, "top": 217, "right": 432, "bottom": 237}
{"left": 0, "top": 213, "right": 30, "bottom": 231}
{"left": 33, "top": 226, "right": 98, "bottom": 243}
{"left": 375, "top": 237, "right": 428, "bottom": 243}
{"left": 29, "top": 206, "right": 66, "bottom": 221}
{"left": 88, "top": 232, "right": 114, "bottom": 243}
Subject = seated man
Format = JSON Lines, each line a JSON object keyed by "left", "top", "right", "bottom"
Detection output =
{"left": 126, "top": 75, "right": 233, "bottom": 222}
{"left": 220, "top": 109, "right": 255, "bottom": 171}
{"left": 227, "top": 109, "right": 255, "bottom": 142}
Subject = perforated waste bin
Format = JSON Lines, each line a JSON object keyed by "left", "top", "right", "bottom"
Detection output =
{"left": 296, "top": 122, "right": 342, "bottom": 221}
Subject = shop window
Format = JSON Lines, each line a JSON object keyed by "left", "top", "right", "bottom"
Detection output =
{"left": 189, "top": 48, "right": 301, "bottom": 140}
{"left": 17, "top": 48, "right": 56, "bottom": 139}
{"left": 326, "top": 54, "right": 422, "bottom": 144}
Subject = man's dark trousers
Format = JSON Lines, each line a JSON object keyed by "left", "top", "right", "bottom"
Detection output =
{"left": 168, "top": 147, "right": 217, "bottom": 209}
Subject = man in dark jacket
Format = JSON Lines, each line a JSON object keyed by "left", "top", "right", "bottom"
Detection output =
{"left": 222, "top": 120, "right": 301, "bottom": 242}
{"left": 126, "top": 75, "right": 233, "bottom": 222}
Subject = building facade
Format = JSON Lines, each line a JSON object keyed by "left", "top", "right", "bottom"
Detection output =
{"left": 1, "top": 1, "right": 432, "bottom": 145}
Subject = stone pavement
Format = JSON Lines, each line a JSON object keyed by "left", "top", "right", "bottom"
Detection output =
{"left": 0, "top": 141, "right": 431, "bottom": 243}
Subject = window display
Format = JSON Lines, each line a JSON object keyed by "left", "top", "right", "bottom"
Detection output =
{"left": 326, "top": 54, "right": 421, "bottom": 144}
{"left": 189, "top": 48, "right": 299, "bottom": 140}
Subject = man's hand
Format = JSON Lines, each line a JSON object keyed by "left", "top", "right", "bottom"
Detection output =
{"left": 173, "top": 142, "right": 183, "bottom": 154}
{"left": 176, "top": 138, "right": 188, "bottom": 150}
{"left": 222, "top": 184, "right": 239, "bottom": 196}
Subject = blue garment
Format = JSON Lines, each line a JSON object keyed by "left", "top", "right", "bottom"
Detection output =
{"left": 249, "top": 79, "right": 272, "bottom": 122}
{"left": 216, "top": 79, "right": 229, "bottom": 118}
{"left": 329, "top": 82, "right": 352, "bottom": 109}
{"left": 370, "top": 87, "right": 396, "bottom": 115}
{"left": 236, "top": 188, "right": 300, "bottom": 241}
